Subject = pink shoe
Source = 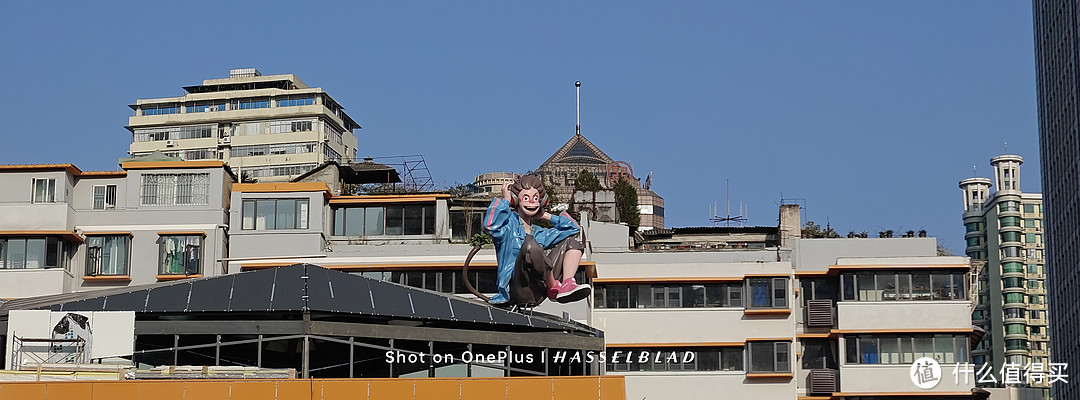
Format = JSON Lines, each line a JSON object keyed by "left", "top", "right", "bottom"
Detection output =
{"left": 547, "top": 281, "right": 562, "bottom": 301}
{"left": 556, "top": 278, "right": 592, "bottom": 303}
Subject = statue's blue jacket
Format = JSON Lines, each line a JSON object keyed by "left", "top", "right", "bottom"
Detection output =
{"left": 483, "top": 198, "right": 580, "bottom": 303}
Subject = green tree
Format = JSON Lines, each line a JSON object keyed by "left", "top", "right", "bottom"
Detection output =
{"left": 613, "top": 177, "right": 640, "bottom": 228}
{"left": 574, "top": 169, "right": 602, "bottom": 192}
{"left": 802, "top": 221, "right": 839, "bottom": 238}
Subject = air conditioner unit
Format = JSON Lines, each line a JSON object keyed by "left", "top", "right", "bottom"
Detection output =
{"left": 321, "top": 132, "right": 330, "bottom": 142}
{"left": 165, "top": 140, "right": 175, "bottom": 147}
{"left": 218, "top": 137, "right": 231, "bottom": 145}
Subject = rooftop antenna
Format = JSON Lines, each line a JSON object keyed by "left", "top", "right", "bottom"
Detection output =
{"left": 575, "top": 81, "right": 581, "bottom": 136}
{"left": 710, "top": 179, "right": 747, "bottom": 227}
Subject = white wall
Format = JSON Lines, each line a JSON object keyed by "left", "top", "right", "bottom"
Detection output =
{"left": 837, "top": 301, "right": 972, "bottom": 331}
{"left": 0, "top": 269, "right": 66, "bottom": 299}
{"left": 594, "top": 308, "right": 792, "bottom": 343}
{"left": 621, "top": 374, "right": 796, "bottom": 400}
{"left": 840, "top": 364, "right": 974, "bottom": 393}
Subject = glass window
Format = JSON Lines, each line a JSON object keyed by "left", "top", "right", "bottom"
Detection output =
{"left": 365, "top": 206, "right": 384, "bottom": 235}
{"left": 86, "top": 236, "right": 129, "bottom": 276}
{"left": 749, "top": 341, "right": 789, "bottom": 373}
{"left": 747, "top": 278, "right": 787, "bottom": 309}
{"left": 879, "top": 336, "right": 900, "bottom": 364}
{"left": 385, "top": 206, "right": 404, "bottom": 235}
{"left": 801, "top": 340, "right": 837, "bottom": 369}
{"left": 140, "top": 173, "right": 210, "bottom": 206}
{"left": 930, "top": 273, "right": 953, "bottom": 300}
{"left": 32, "top": 178, "right": 56, "bottom": 203}
{"left": 92, "top": 185, "right": 117, "bottom": 210}
{"left": 876, "top": 273, "right": 897, "bottom": 300}
{"left": 159, "top": 235, "right": 202, "bottom": 275}
{"left": 911, "top": 272, "right": 931, "bottom": 299}
{"left": 721, "top": 347, "right": 744, "bottom": 371}
{"left": 243, "top": 199, "right": 308, "bottom": 230}
{"left": 683, "top": 284, "right": 706, "bottom": 308}
{"left": 856, "top": 272, "right": 877, "bottom": 301}
{"left": 404, "top": 205, "right": 424, "bottom": 235}
{"left": 842, "top": 274, "right": 855, "bottom": 300}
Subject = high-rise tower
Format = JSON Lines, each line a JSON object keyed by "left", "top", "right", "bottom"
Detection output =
{"left": 127, "top": 68, "right": 361, "bottom": 182}
{"left": 1033, "top": 1, "right": 1080, "bottom": 399}
{"left": 961, "top": 154, "right": 1050, "bottom": 396}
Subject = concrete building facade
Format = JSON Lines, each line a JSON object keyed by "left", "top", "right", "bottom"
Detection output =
{"left": 127, "top": 68, "right": 361, "bottom": 182}
{"left": 0, "top": 161, "right": 234, "bottom": 298}
{"left": 959, "top": 154, "right": 1050, "bottom": 396}
{"left": 1033, "top": 2, "right": 1080, "bottom": 399}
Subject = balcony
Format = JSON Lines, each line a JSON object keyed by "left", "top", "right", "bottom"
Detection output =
{"left": 0, "top": 268, "right": 68, "bottom": 298}
{"left": 837, "top": 301, "right": 971, "bottom": 331}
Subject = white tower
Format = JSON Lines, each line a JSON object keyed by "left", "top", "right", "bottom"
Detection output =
{"left": 990, "top": 155, "right": 1023, "bottom": 193}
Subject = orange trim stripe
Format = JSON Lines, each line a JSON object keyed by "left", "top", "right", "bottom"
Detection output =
{"left": 0, "top": 164, "right": 81, "bottom": 175}
{"left": 233, "top": 182, "right": 332, "bottom": 197}
{"left": 833, "top": 393, "right": 973, "bottom": 397}
{"left": 797, "top": 333, "right": 834, "bottom": 339}
{"left": 79, "top": 171, "right": 127, "bottom": 177}
{"left": 829, "top": 264, "right": 970, "bottom": 270}
{"left": 744, "top": 372, "right": 794, "bottom": 379}
{"left": 83, "top": 231, "right": 132, "bottom": 236}
{"left": 745, "top": 337, "right": 793, "bottom": 342}
{"left": 743, "top": 309, "right": 791, "bottom": 315}
{"left": 0, "top": 230, "right": 83, "bottom": 243}
{"left": 329, "top": 194, "right": 451, "bottom": 205}
{"left": 241, "top": 261, "right": 595, "bottom": 271}
{"left": 592, "top": 277, "right": 743, "bottom": 284}
{"left": 157, "top": 274, "right": 203, "bottom": 281}
{"left": 607, "top": 342, "right": 744, "bottom": 348}
{"left": 82, "top": 275, "right": 131, "bottom": 282}
{"left": 831, "top": 328, "right": 975, "bottom": 334}
{"left": 121, "top": 160, "right": 225, "bottom": 170}
{"left": 157, "top": 231, "right": 207, "bottom": 236}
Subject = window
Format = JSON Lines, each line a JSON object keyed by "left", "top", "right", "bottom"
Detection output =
{"left": 845, "top": 335, "right": 968, "bottom": 365}
{"left": 231, "top": 142, "right": 317, "bottom": 157}
{"left": 32, "top": 178, "right": 56, "bottom": 203}
{"left": 232, "top": 163, "right": 316, "bottom": 178}
{"left": 1024, "top": 203, "right": 1036, "bottom": 213}
{"left": 748, "top": 341, "right": 789, "bottom": 373}
{"left": 0, "top": 237, "right": 66, "bottom": 269}
{"left": 276, "top": 96, "right": 315, "bottom": 107}
{"left": 801, "top": 340, "right": 838, "bottom": 369}
{"left": 92, "top": 185, "right": 117, "bottom": 210}
{"left": 132, "top": 125, "right": 214, "bottom": 142}
{"left": 234, "top": 98, "right": 270, "bottom": 110}
{"left": 159, "top": 235, "right": 201, "bottom": 275}
{"left": 141, "top": 104, "right": 181, "bottom": 116}
{"left": 332, "top": 205, "right": 436, "bottom": 236}
{"left": 747, "top": 278, "right": 787, "bottom": 309}
{"left": 242, "top": 199, "right": 309, "bottom": 230}
{"left": 140, "top": 173, "right": 210, "bottom": 206}
{"left": 595, "top": 282, "right": 743, "bottom": 309}
{"left": 840, "top": 271, "right": 966, "bottom": 301}
{"left": 85, "top": 236, "right": 129, "bottom": 276}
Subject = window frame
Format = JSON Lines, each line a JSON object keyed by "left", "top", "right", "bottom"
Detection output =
{"left": 746, "top": 277, "right": 788, "bottom": 309}
{"left": 241, "top": 198, "right": 310, "bottom": 230}
{"left": 158, "top": 235, "right": 203, "bottom": 275}
{"left": 85, "top": 235, "right": 130, "bottom": 276}
{"left": 92, "top": 184, "right": 118, "bottom": 210}
{"left": 747, "top": 341, "right": 789, "bottom": 373}
{"left": 31, "top": 178, "right": 57, "bottom": 203}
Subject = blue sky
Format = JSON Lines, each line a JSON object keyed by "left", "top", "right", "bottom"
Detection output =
{"left": 0, "top": 1, "right": 1040, "bottom": 253}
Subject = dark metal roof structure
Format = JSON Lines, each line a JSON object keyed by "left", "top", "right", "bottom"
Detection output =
{"left": 0, "top": 264, "right": 598, "bottom": 336}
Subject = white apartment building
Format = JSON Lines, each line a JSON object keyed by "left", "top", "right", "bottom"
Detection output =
{"left": 127, "top": 68, "right": 361, "bottom": 182}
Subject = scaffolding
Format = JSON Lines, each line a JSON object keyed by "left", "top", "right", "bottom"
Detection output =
{"left": 10, "top": 336, "right": 89, "bottom": 368}
{"left": 348, "top": 154, "right": 434, "bottom": 192}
